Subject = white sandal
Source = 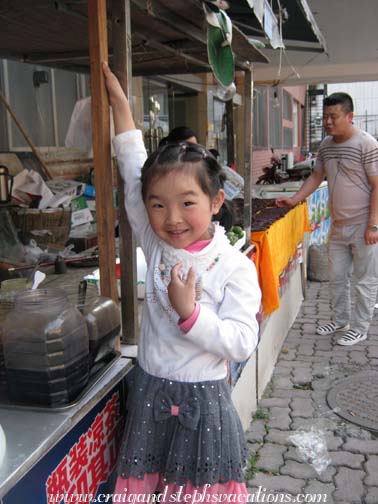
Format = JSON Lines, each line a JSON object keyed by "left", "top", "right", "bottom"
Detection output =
{"left": 337, "top": 329, "right": 367, "bottom": 346}
{"left": 316, "top": 322, "right": 350, "bottom": 336}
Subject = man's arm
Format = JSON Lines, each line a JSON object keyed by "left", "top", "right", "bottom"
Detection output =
{"left": 276, "top": 169, "right": 325, "bottom": 208}
{"left": 365, "top": 174, "right": 378, "bottom": 245}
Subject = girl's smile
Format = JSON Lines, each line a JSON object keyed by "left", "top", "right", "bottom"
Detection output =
{"left": 145, "top": 170, "right": 224, "bottom": 248}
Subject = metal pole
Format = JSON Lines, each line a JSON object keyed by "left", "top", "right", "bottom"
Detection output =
{"left": 243, "top": 67, "right": 253, "bottom": 245}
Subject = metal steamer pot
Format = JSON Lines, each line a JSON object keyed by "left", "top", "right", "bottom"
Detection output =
{"left": 0, "top": 165, "right": 13, "bottom": 204}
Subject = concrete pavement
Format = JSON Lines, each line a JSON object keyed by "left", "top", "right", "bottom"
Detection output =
{"left": 246, "top": 280, "right": 378, "bottom": 504}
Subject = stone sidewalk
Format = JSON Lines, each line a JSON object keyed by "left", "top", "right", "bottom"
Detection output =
{"left": 246, "top": 280, "right": 378, "bottom": 504}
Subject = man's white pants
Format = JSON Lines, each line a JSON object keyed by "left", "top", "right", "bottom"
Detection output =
{"left": 328, "top": 222, "right": 378, "bottom": 335}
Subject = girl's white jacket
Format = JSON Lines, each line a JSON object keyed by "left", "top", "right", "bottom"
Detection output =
{"left": 113, "top": 130, "right": 261, "bottom": 382}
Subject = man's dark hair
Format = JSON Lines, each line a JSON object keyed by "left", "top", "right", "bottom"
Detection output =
{"left": 324, "top": 92, "right": 354, "bottom": 114}
{"left": 166, "top": 126, "right": 197, "bottom": 143}
{"left": 158, "top": 136, "right": 169, "bottom": 148}
{"left": 209, "top": 148, "right": 220, "bottom": 160}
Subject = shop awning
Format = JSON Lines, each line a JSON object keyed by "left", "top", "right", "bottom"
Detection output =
{"left": 0, "top": 0, "right": 268, "bottom": 75}
{"left": 227, "top": 0, "right": 327, "bottom": 54}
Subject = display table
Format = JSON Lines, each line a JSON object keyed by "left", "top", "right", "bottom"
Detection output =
{"left": 234, "top": 205, "right": 310, "bottom": 428}
{"left": 251, "top": 202, "right": 311, "bottom": 316}
{"left": 0, "top": 355, "right": 133, "bottom": 503}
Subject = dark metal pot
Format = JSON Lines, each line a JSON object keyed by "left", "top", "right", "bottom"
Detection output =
{"left": 0, "top": 165, "right": 13, "bottom": 203}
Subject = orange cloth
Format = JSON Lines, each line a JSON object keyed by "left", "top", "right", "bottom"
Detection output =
{"left": 251, "top": 203, "right": 311, "bottom": 316}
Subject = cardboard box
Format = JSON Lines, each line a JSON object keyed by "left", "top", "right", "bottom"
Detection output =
{"left": 46, "top": 179, "right": 85, "bottom": 198}
{"left": 70, "top": 196, "right": 93, "bottom": 227}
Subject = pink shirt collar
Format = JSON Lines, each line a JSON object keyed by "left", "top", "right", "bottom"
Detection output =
{"left": 184, "top": 239, "right": 212, "bottom": 253}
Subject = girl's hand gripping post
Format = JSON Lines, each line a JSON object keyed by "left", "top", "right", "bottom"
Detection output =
{"left": 102, "top": 61, "right": 135, "bottom": 134}
{"left": 168, "top": 263, "right": 196, "bottom": 321}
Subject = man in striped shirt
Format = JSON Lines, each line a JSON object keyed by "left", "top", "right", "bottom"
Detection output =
{"left": 276, "top": 92, "right": 378, "bottom": 346}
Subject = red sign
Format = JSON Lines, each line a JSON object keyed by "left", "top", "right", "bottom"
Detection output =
{"left": 46, "top": 392, "right": 121, "bottom": 503}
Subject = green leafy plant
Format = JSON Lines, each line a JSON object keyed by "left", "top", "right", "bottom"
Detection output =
{"left": 253, "top": 408, "right": 269, "bottom": 421}
{"left": 245, "top": 452, "right": 260, "bottom": 481}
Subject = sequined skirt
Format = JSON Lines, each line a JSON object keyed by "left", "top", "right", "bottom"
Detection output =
{"left": 117, "top": 364, "right": 247, "bottom": 487}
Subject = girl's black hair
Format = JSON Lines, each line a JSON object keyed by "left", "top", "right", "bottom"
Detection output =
{"left": 141, "top": 142, "right": 226, "bottom": 201}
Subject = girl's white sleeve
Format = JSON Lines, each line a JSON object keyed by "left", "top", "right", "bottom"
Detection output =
{"left": 182, "top": 257, "right": 261, "bottom": 362}
{"left": 112, "top": 130, "right": 155, "bottom": 257}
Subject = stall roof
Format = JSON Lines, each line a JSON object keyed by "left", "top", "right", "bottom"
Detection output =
{"left": 228, "top": 0, "right": 327, "bottom": 53}
{"left": 0, "top": 0, "right": 268, "bottom": 75}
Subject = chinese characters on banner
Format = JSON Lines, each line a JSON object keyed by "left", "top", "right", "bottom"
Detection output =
{"left": 46, "top": 392, "right": 121, "bottom": 503}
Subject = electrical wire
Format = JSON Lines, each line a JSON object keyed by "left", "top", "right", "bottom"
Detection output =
{"left": 278, "top": 52, "right": 322, "bottom": 85}
{"left": 276, "top": 0, "right": 283, "bottom": 79}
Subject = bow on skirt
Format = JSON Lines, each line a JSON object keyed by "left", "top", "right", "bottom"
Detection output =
{"left": 153, "top": 389, "right": 201, "bottom": 430}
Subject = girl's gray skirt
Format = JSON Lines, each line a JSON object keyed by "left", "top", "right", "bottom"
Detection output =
{"left": 117, "top": 364, "right": 247, "bottom": 488}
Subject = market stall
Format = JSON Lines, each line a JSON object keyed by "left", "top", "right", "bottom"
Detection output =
{"left": 0, "top": 0, "right": 327, "bottom": 494}
{"left": 231, "top": 180, "right": 329, "bottom": 416}
{"left": 0, "top": 1, "right": 271, "bottom": 501}
{"left": 231, "top": 199, "right": 311, "bottom": 426}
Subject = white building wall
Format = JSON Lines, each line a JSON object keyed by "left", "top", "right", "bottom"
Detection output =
{"left": 328, "top": 82, "right": 378, "bottom": 138}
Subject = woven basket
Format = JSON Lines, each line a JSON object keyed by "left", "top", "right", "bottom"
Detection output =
{"left": 10, "top": 207, "right": 71, "bottom": 248}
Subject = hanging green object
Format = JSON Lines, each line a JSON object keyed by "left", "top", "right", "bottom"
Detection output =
{"left": 206, "top": 9, "right": 235, "bottom": 88}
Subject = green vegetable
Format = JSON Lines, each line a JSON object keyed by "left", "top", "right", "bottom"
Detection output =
{"left": 226, "top": 231, "right": 239, "bottom": 245}
{"left": 231, "top": 226, "right": 244, "bottom": 238}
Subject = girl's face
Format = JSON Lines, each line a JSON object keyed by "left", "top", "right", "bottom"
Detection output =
{"left": 145, "top": 170, "right": 225, "bottom": 248}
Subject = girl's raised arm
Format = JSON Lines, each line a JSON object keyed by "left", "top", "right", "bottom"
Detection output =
{"left": 102, "top": 62, "right": 135, "bottom": 134}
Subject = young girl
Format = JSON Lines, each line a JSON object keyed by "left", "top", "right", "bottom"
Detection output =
{"left": 103, "top": 63, "right": 261, "bottom": 503}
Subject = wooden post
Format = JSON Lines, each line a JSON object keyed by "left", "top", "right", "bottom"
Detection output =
{"left": 243, "top": 67, "right": 253, "bottom": 245}
{"left": 225, "top": 100, "right": 235, "bottom": 166}
{"left": 112, "top": 0, "right": 139, "bottom": 344}
{"left": 88, "top": 0, "right": 118, "bottom": 302}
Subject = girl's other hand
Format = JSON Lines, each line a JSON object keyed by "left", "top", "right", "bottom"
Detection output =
{"left": 168, "top": 264, "right": 196, "bottom": 320}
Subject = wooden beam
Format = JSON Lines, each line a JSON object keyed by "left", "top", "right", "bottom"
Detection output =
{"left": 88, "top": 0, "right": 118, "bottom": 301}
{"left": 112, "top": 0, "right": 139, "bottom": 344}
{"left": 24, "top": 50, "right": 90, "bottom": 63}
{"left": 132, "top": 64, "right": 208, "bottom": 76}
{"left": 131, "top": 0, "right": 206, "bottom": 44}
{"left": 141, "top": 37, "right": 211, "bottom": 70}
{"left": 243, "top": 67, "right": 253, "bottom": 246}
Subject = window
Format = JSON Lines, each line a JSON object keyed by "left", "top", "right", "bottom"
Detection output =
{"left": 143, "top": 78, "right": 169, "bottom": 152}
{"left": 253, "top": 86, "right": 268, "bottom": 147}
{"left": 292, "top": 101, "right": 299, "bottom": 147}
{"left": 283, "top": 90, "right": 292, "bottom": 120}
{"left": 283, "top": 127, "right": 293, "bottom": 148}
{"left": 1, "top": 58, "right": 87, "bottom": 150}
{"left": 213, "top": 98, "right": 227, "bottom": 163}
{"left": 53, "top": 68, "right": 82, "bottom": 146}
{"left": 5, "top": 59, "right": 55, "bottom": 148}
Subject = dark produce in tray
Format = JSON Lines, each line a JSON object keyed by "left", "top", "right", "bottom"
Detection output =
{"left": 232, "top": 198, "right": 293, "bottom": 232}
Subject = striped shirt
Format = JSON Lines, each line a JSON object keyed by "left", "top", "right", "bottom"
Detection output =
{"left": 315, "top": 129, "right": 378, "bottom": 226}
